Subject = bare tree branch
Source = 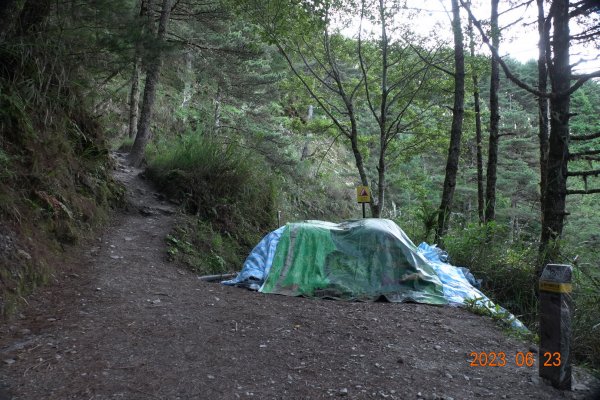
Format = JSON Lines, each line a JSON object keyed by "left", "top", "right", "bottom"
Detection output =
{"left": 569, "top": 149, "right": 600, "bottom": 159}
{"left": 567, "top": 188, "right": 600, "bottom": 195}
{"left": 571, "top": 131, "right": 600, "bottom": 141}
{"left": 567, "top": 168, "right": 600, "bottom": 177}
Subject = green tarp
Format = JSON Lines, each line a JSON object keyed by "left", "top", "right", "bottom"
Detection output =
{"left": 261, "top": 219, "right": 447, "bottom": 305}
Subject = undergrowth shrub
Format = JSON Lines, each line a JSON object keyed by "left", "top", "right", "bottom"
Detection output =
{"left": 113, "top": 137, "right": 135, "bottom": 152}
{"left": 443, "top": 222, "right": 538, "bottom": 326}
{"left": 570, "top": 246, "right": 600, "bottom": 370}
{"left": 146, "top": 134, "right": 278, "bottom": 273}
{"left": 166, "top": 219, "right": 243, "bottom": 275}
{"left": 445, "top": 224, "right": 600, "bottom": 370}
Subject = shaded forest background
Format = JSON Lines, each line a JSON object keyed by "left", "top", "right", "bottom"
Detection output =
{"left": 0, "top": 0, "right": 599, "bottom": 369}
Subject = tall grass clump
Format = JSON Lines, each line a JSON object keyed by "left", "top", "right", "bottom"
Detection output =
{"left": 443, "top": 222, "right": 538, "bottom": 326}
{"left": 146, "top": 134, "right": 278, "bottom": 272}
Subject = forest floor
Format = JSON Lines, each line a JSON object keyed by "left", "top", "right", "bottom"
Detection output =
{"left": 1, "top": 152, "right": 599, "bottom": 400}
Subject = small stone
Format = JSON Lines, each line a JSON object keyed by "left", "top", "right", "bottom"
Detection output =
{"left": 3, "top": 359, "right": 15, "bottom": 365}
{"left": 207, "top": 375, "right": 215, "bottom": 380}
{"left": 110, "top": 255, "right": 120, "bottom": 260}
{"left": 417, "top": 392, "right": 422, "bottom": 398}
{"left": 124, "top": 237, "right": 133, "bottom": 241}
{"left": 445, "top": 372, "right": 453, "bottom": 379}
{"left": 95, "top": 287, "right": 102, "bottom": 291}
{"left": 17, "top": 249, "right": 31, "bottom": 260}
{"left": 47, "top": 318, "right": 56, "bottom": 322}
{"left": 572, "top": 383, "right": 589, "bottom": 391}
{"left": 339, "top": 388, "right": 348, "bottom": 396}
{"left": 434, "top": 345, "right": 442, "bottom": 350}
{"left": 530, "top": 376, "right": 539, "bottom": 385}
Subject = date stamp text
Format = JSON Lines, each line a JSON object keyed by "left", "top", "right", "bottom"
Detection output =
{"left": 468, "top": 351, "right": 562, "bottom": 367}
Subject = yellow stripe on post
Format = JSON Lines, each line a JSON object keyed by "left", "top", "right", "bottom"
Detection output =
{"left": 539, "top": 281, "right": 572, "bottom": 294}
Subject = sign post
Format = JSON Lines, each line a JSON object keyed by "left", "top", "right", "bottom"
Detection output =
{"left": 539, "top": 264, "right": 572, "bottom": 390}
{"left": 356, "top": 186, "right": 371, "bottom": 218}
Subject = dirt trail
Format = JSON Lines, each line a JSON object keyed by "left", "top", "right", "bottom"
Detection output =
{"left": 1, "top": 153, "right": 599, "bottom": 400}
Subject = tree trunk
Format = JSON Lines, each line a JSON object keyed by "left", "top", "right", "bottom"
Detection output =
{"left": 128, "top": 0, "right": 172, "bottom": 167}
{"left": 485, "top": 0, "right": 500, "bottom": 222}
{"left": 128, "top": 0, "right": 149, "bottom": 140}
{"left": 0, "top": 0, "right": 21, "bottom": 39}
{"left": 181, "top": 51, "right": 193, "bottom": 110}
{"left": 467, "top": 2, "right": 485, "bottom": 224}
{"left": 376, "top": 0, "right": 388, "bottom": 219}
{"left": 16, "top": 0, "right": 52, "bottom": 35}
{"left": 539, "top": 0, "right": 571, "bottom": 272}
{"left": 349, "top": 121, "right": 374, "bottom": 217}
{"left": 300, "top": 105, "right": 313, "bottom": 160}
{"left": 435, "top": 0, "right": 465, "bottom": 242}
{"left": 213, "top": 85, "right": 222, "bottom": 134}
{"left": 128, "top": 56, "right": 141, "bottom": 139}
{"left": 536, "top": 0, "right": 550, "bottom": 220}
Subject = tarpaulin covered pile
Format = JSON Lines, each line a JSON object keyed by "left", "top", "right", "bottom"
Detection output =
{"left": 222, "top": 219, "right": 526, "bottom": 330}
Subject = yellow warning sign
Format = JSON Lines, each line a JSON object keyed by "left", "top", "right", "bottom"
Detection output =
{"left": 539, "top": 281, "right": 572, "bottom": 294}
{"left": 356, "top": 186, "right": 371, "bottom": 203}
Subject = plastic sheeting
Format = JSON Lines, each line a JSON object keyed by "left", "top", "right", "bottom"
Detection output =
{"left": 233, "top": 219, "right": 447, "bottom": 305}
{"left": 417, "top": 242, "right": 527, "bottom": 331}
{"left": 222, "top": 226, "right": 285, "bottom": 290}
{"left": 222, "top": 219, "right": 527, "bottom": 331}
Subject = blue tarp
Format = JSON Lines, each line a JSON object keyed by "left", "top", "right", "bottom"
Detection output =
{"left": 222, "top": 226, "right": 285, "bottom": 290}
{"left": 223, "top": 221, "right": 527, "bottom": 332}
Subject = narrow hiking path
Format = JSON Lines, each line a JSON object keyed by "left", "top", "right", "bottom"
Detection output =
{"left": 1, "top": 153, "right": 599, "bottom": 400}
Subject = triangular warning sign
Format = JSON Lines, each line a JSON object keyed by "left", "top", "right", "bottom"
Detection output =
{"left": 360, "top": 188, "right": 368, "bottom": 196}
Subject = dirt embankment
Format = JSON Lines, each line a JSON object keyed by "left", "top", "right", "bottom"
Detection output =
{"left": 1, "top": 153, "right": 599, "bottom": 400}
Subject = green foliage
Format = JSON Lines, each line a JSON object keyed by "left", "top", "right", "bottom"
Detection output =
{"left": 463, "top": 297, "right": 512, "bottom": 324}
{"left": 113, "top": 137, "right": 135, "bottom": 152}
{"left": 443, "top": 222, "right": 538, "bottom": 325}
{"left": 414, "top": 201, "right": 438, "bottom": 243}
{"left": 146, "top": 134, "right": 278, "bottom": 248}
{"left": 166, "top": 220, "right": 243, "bottom": 275}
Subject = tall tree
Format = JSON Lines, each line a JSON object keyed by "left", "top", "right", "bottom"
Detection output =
{"left": 484, "top": 0, "right": 500, "bottom": 222}
{"left": 435, "top": 0, "right": 465, "bottom": 241}
{"left": 467, "top": 0, "right": 485, "bottom": 224}
{"left": 242, "top": 0, "right": 441, "bottom": 217}
{"left": 462, "top": 0, "right": 600, "bottom": 272}
{"left": 127, "top": 0, "right": 149, "bottom": 140}
{"left": 128, "top": 0, "right": 172, "bottom": 167}
{"left": 536, "top": 0, "right": 550, "bottom": 222}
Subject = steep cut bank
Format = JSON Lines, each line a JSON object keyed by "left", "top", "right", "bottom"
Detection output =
{"left": 0, "top": 104, "right": 123, "bottom": 316}
{"left": 1, "top": 152, "right": 599, "bottom": 399}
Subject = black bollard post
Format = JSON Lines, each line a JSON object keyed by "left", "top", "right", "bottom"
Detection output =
{"left": 538, "top": 263, "right": 572, "bottom": 390}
